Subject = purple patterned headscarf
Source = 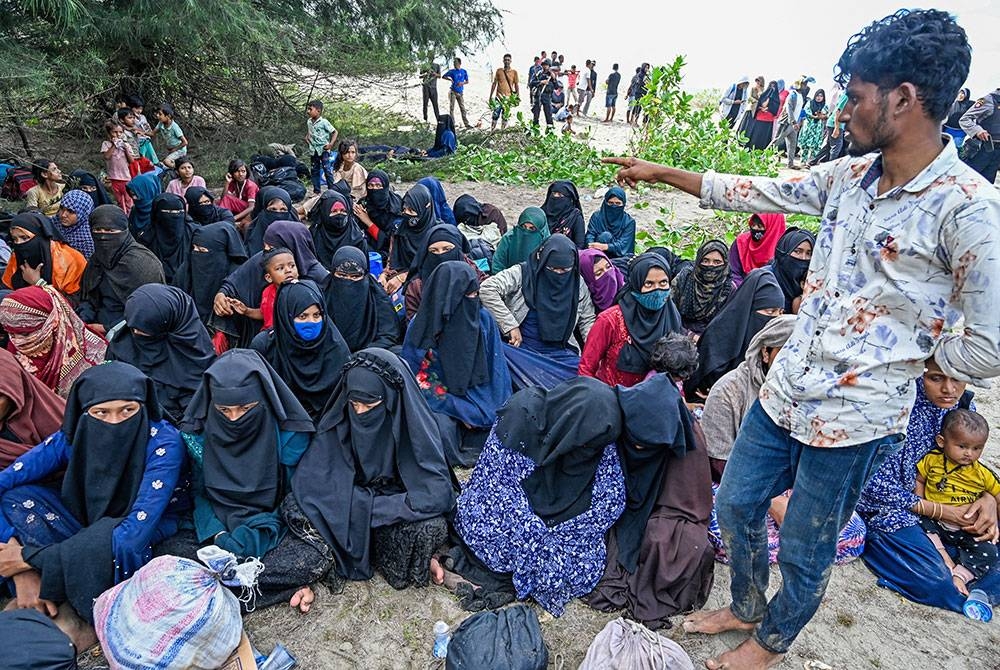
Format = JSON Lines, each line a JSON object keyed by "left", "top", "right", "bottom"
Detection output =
{"left": 579, "top": 248, "right": 624, "bottom": 312}
{"left": 53, "top": 189, "right": 95, "bottom": 258}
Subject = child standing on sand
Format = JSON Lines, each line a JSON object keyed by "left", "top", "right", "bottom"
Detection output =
{"left": 916, "top": 409, "right": 1000, "bottom": 598}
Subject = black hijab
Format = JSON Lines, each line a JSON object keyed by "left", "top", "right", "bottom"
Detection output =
{"left": 671, "top": 240, "right": 732, "bottom": 324}
{"left": 184, "top": 187, "right": 235, "bottom": 226}
{"left": 433, "top": 114, "right": 457, "bottom": 153}
{"left": 110, "top": 284, "right": 216, "bottom": 422}
{"left": 9, "top": 212, "right": 60, "bottom": 288}
{"left": 178, "top": 222, "right": 248, "bottom": 323}
{"left": 453, "top": 194, "right": 484, "bottom": 230}
{"left": 310, "top": 190, "right": 367, "bottom": 270}
{"left": 497, "top": 376, "right": 623, "bottom": 527}
{"left": 541, "top": 181, "right": 584, "bottom": 243}
{"left": 60, "top": 361, "right": 160, "bottom": 526}
{"left": 70, "top": 170, "right": 112, "bottom": 207}
{"left": 245, "top": 186, "right": 298, "bottom": 255}
{"left": 408, "top": 223, "right": 469, "bottom": 281}
{"left": 291, "top": 349, "right": 455, "bottom": 580}
{"left": 521, "top": 233, "right": 579, "bottom": 345}
{"left": 617, "top": 252, "right": 684, "bottom": 374}
{"left": 809, "top": 89, "right": 826, "bottom": 115}
{"left": 263, "top": 220, "right": 329, "bottom": 283}
{"left": 181, "top": 349, "right": 313, "bottom": 530}
{"left": 325, "top": 247, "right": 398, "bottom": 352}
{"left": 256, "top": 279, "right": 351, "bottom": 418}
{"left": 770, "top": 228, "right": 814, "bottom": 313}
{"left": 363, "top": 170, "right": 403, "bottom": 234}
{"left": 391, "top": 184, "right": 437, "bottom": 271}
{"left": 150, "top": 193, "right": 196, "bottom": 285}
{"left": 406, "top": 261, "right": 487, "bottom": 396}
{"left": 686, "top": 267, "right": 785, "bottom": 399}
{"left": 81, "top": 205, "right": 165, "bottom": 306}
{"left": 614, "top": 373, "right": 696, "bottom": 572}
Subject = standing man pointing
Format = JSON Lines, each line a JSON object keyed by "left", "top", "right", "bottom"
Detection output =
{"left": 607, "top": 9, "right": 1000, "bottom": 669}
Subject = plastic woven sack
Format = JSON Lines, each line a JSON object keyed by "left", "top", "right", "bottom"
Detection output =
{"left": 578, "top": 618, "right": 695, "bottom": 670}
{"left": 93, "top": 549, "right": 253, "bottom": 670}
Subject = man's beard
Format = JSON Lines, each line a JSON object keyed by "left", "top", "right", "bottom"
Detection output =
{"left": 847, "top": 98, "right": 892, "bottom": 156}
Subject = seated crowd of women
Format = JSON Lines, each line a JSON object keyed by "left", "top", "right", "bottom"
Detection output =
{"left": 0, "top": 161, "right": 992, "bottom": 651}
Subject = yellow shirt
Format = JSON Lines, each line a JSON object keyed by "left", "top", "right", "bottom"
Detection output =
{"left": 24, "top": 183, "right": 65, "bottom": 217}
{"left": 917, "top": 449, "right": 1000, "bottom": 505}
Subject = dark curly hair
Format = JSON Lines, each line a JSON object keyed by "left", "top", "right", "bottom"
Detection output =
{"left": 649, "top": 332, "right": 699, "bottom": 380}
{"left": 834, "top": 9, "right": 971, "bottom": 121}
{"left": 941, "top": 408, "right": 988, "bottom": 440}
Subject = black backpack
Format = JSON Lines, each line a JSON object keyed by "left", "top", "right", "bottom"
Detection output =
{"left": 446, "top": 605, "right": 549, "bottom": 670}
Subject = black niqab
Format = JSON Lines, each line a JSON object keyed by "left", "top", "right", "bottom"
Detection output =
{"left": 255, "top": 279, "right": 351, "bottom": 418}
{"left": 325, "top": 247, "right": 398, "bottom": 352}
{"left": 771, "top": 228, "right": 814, "bottom": 313}
{"left": 391, "top": 184, "right": 437, "bottom": 271}
{"left": 245, "top": 187, "right": 298, "bottom": 255}
{"left": 181, "top": 349, "right": 314, "bottom": 530}
{"left": 111, "top": 284, "right": 216, "bottom": 421}
{"left": 70, "top": 169, "right": 112, "bottom": 207}
{"left": 60, "top": 361, "right": 160, "bottom": 526}
{"left": 406, "top": 261, "right": 487, "bottom": 396}
{"left": 9, "top": 212, "right": 59, "bottom": 288}
{"left": 363, "top": 170, "right": 403, "bottom": 234}
{"left": 521, "top": 233, "right": 579, "bottom": 345}
{"left": 179, "top": 222, "right": 248, "bottom": 323}
{"left": 81, "top": 205, "right": 165, "bottom": 306}
{"left": 497, "top": 376, "right": 623, "bottom": 527}
{"left": 291, "top": 349, "right": 455, "bottom": 580}
{"left": 408, "top": 223, "right": 469, "bottom": 281}
{"left": 453, "top": 194, "right": 484, "bottom": 229}
{"left": 184, "top": 186, "right": 234, "bottom": 226}
{"left": 310, "top": 190, "right": 367, "bottom": 270}
{"left": 150, "top": 193, "right": 196, "bottom": 285}
{"left": 685, "top": 267, "right": 785, "bottom": 399}
{"left": 541, "top": 181, "right": 585, "bottom": 246}
{"left": 614, "top": 373, "right": 695, "bottom": 572}
{"left": 617, "top": 252, "right": 684, "bottom": 374}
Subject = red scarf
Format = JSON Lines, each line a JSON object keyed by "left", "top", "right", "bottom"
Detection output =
{"left": 735, "top": 213, "right": 786, "bottom": 274}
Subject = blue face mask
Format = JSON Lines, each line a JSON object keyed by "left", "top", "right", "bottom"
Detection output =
{"left": 293, "top": 320, "right": 323, "bottom": 341}
{"left": 631, "top": 288, "right": 669, "bottom": 310}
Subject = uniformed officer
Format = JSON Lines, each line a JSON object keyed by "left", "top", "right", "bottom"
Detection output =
{"left": 959, "top": 88, "right": 1000, "bottom": 183}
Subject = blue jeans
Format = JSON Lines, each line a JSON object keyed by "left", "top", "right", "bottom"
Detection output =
{"left": 310, "top": 150, "right": 334, "bottom": 193}
{"left": 716, "top": 401, "right": 901, "bottom": 654}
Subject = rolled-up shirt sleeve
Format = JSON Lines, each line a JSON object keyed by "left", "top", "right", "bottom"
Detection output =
{"left": 934, "top": 198, "right": 1000, "bottom": 386}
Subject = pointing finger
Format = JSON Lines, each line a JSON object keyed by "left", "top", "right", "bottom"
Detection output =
{"left": 601, "top": 156, "right": 633, "bottom": 166}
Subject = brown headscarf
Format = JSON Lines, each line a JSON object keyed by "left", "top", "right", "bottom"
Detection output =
{"left": 0, "top": 348, "right": 65, "bottom": 467}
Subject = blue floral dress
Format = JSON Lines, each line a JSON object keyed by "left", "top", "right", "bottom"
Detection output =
{"left": 454, "top": 426, "right": 625, "bottom": 616}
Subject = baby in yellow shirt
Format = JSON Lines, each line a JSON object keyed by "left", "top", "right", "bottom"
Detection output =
{"left": 916, "top": 409, "right": 999, "bottom": 595}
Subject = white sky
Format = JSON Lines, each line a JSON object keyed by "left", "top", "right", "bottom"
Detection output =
{"left": 462, "top": 1, "right": 997, "bottom": 98}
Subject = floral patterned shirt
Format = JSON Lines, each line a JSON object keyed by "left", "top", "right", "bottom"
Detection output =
{"left": 699, "top": 140, "right": 1000, "bottom": 447}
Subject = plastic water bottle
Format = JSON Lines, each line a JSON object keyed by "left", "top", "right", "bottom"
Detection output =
{"left": 963, "top": 589, "right": 993, "bottom": 622}
{"left": 432, "top": 620, "right": 450, "bottom": 658}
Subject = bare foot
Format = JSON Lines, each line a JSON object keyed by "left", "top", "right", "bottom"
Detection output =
{"left": 430, "top": 557, "right": 445, "bottom": 586}
{"left": 768, "top": 496, "right": 789, "bottom": 527}
{"left": 705, "top": 637, "right": 784, "bottom": 669}
{"left": 683, "top": 607, "right": 756, "bottom": 635}
{"left": 289, "top": 586, "right": 315, "bottom": 613}
{"left": 53, "top": 603, "right": 98, "bottom": 652}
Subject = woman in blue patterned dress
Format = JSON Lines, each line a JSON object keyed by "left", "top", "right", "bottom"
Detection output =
{"left": 451, "top": 376, "right": 625, "bottom": 616}
{"left": 857, "top": 359, "right": 1000, "bottom": 611}
{"left": 0, "top": 362, "right": 189, "bottom": 630}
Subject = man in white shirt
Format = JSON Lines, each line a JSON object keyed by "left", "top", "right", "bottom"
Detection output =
{"left": 578, "top": 60, "right": 593, "bottom": 117}
{"left": 605, "top": 9, "right": 999, "bottom": 669}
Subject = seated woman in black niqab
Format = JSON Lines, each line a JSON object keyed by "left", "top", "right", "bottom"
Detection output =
{"left": 176, "top": 221, "right": 248, "bottom": 325}
{"left": 107, "top": 284, "right": 216, "bottom": 424}
{"left": 244, "top": 186, "right": 299, "bottom": 255}
{"left": 77, "top": 205, "right": 165, "bottom": 335}
{"left": 770, "top": 227, "right": 815, "bottom": 314}
{"left": 148, "top": 193, "right": 196, "bottom": 286}
{"left": 684, "top": 267, "right": 785, "bottom": 402}
{"left": 288, "top": 348, "right": 455, "bottom": 590}
{"left": 541, "top": 180, "right": 586, "bottom": 249}
{"left": 158, "top": 349, "right": 332, "bottom": 613}
{"left": 354, "top": 170, "right": 404, "bottom": 257}
{"left": 251, "top": 280, "right": 351, "bottom": 419}
{"left": 309, "top": 189, "right": 368, "bottom": 270}
{"left": 380, "top": 183, "right": 438, "bottom": 295}
{"left": 323, "top": 247, "right": 399, "bottom": 352}
{"left": 403, "top": 224, "right": 485, "bottom": 320}
{"left": 0, "top": 362, "right": 189, "bottom": 642}
{"left": 184, "top": 186, "right": 235, "bottom": 226}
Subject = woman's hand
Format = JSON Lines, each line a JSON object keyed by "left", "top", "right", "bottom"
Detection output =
{"left": 213, "top": 292, "right": 234, "bottom": 316}
{"left": 959, "top": 495, "right": 999, "bottom": 542}
{"left": 19, "top": 261, "right": 43, "bottom": 286}
{"left": 229, "top": 299, "right": 249, "bottom": 316}
{"left": 12, "top": 571, "right": 57, "bottom": 617}
{"left": 507, "top": 327, "right": 523, "bottom": 348}
{"left": 0, "top": 538, "right": 31, "bottom": 578}
{"left": 353, "top": 204, "right": 373, "bottom": 226}
{"left": 588, "top": 242, "right": 609, "bottom": 252}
